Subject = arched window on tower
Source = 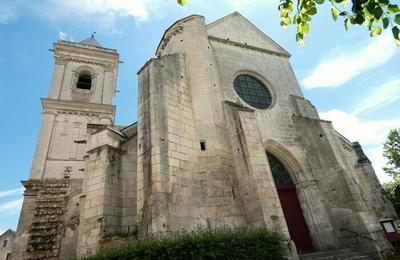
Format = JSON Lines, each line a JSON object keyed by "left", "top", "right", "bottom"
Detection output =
{"left": 76, "top": 72, "right": 92, "bottom": 90}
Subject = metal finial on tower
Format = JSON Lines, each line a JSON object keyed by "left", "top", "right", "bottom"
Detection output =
{"left": 79, "top": 33, "right": 101, "bottom": 47}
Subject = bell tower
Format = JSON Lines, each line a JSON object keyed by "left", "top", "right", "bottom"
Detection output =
{"left": 13, "top": 36, "right": 119, "bottom": 260}
{"left": 31, "top": 36, "right": 119, "bottom": 180}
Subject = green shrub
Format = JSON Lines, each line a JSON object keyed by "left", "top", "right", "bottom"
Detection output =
{"left": 83, "top": 227, "right": 288, "bottom": 260}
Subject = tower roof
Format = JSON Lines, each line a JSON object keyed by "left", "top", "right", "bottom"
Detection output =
{"left": 79, "top": 35, "right": 102, "bottom": 47}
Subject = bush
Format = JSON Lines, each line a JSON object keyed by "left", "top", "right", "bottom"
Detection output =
{"left": 83, "top": 227, "right": 288, "bottom": 260}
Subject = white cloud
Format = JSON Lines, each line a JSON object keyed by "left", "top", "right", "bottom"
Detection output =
{"left": 319, "top": 109, "right": 400, "bottom": 183}
{"left": 0, "top": 199, "right": 23, "bottom": 213}
{"left": 365, "top": 146, "right": 392, "bottom": 184}
{"left": 320, "top": 109, "right": 400, "bottom": 146}
{"left": 49, "top": 0, "right": 150, "bottom": 21}
{"left": 303, "top": 33, "right": 397, "bottom": 89}
{"left": 0, "top": 188, "right": 24, "bottom": 198}
{"left": 31, "top": 0, "right": 174, "bottom": 30}
{"left": 229, "top": 0, "right": 278, "bottom": 9}
{"left": 58, "top": 31, "right": 74, "bottom": 42}
{"left": 58, "top": 31, "right": 67, "bottom": 40}
{"left": 0, "top": 3, "right": 17, "bottom": 23}
{"left": 352, "top": 78, "right": 400, "bottom": 115}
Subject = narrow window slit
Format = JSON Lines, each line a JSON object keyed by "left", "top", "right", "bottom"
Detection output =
{"left": 232, "top": 187, "right": 236, "bottom": 198}
{"left": 200, "top": 141, "right": 206, "bottom": 151}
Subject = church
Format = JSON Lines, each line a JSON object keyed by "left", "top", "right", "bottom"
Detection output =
{"left": 13, "top": 12, "right": 398, "bottom": 259}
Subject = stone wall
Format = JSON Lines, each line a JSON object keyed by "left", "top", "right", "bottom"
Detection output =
{"left": 77, "top": 125, "right": 137, "bottom": 256}
{"left": 48, "top": 41, "right": 119, "bottom": 105}
{"left": 0, "top": 230, "right": 15, "bottom": 260}
{"left": 142, "top": 13, "right": 395, "bottom": 257}
{"left": 15, "top": 13, "right": 398, "bottom": 259}
{"left": 351, "top": 142, "right": 397, "bottom": 220}
{"left": 223, "top": 101, "right": 289, "bottom": 232}
{"left": 119, "top": 127, "right": 138, "bottom": 235}
{"left": 12, "top": 179, "right": 81, "bottom": 260}
{"left": 138, "top": 17, "right": 247, "bottom": 234}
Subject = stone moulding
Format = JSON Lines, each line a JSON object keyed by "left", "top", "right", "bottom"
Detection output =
{"left": 41, "top": 98, "right": 115, "bottom": 118}
{"left": 54, "top": 55, "right": 116, "bottom": 72}
{"left": 223, "top": 100, "right": 255, "bottom": 112}
{"left": 208, "top": 36, "right": 290, "bottom": 58}
{"left": 155, "top": 14, "right": 203, "bottom": 56}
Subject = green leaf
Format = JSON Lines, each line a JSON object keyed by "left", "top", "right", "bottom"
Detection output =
{"left": 373, "top": 7, "right": 383, "bottom": 20}
{"left": 352, "top": 14, "right": 365, "bottom": 25}
{"left": 296, "top": 32, "right": 302, "bottom": 41}
{"left": 378, "top": 0, "right": 389, "bottom": 5}
{"left": 396, "top": 14, "right": 400, "bottom": 25}
{"left": 383, "top": 17, "right": 390, "bottom": 29}
{"left": 315, "top": 0, "right": 324, "bottom": 4}
{"left": 393, "top": 26, "right": 400, "bottom": 40}
{"left": 177, "top": 0, "right": 187, "bottom": 6}
{"left": 388, "top": 4, "right": 400, "bottom": 14}
{"left": 345, "top": 18, "right": 350, "bottom": 30}
{"left": 309, "top": 6, "right": 317, "bottom": 15}
{"left": 296, "top": 33, "right": 305, "bottom": 46}
{"left": 331, "top": 7, "right": 339, "bottom": 21}
{"left": 301, "top": 22, "right": 310, "bottom": 35}
{"left": 366, "top": 1, "right": 376, "bottom": 15}
{"left": 293, "top": 13, "right": 301, "bottom": 24}
{"left": 364, "top": 18, "right": 372, "bottom": 30}
{"left": 280, "top": 16, "right": 292, "bottom": 27}
{"left": 370, "top": 26, "right": 382, "bottom": 36}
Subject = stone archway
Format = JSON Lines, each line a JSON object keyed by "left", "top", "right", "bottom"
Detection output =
{"left": 266, "top": 152, "right": 313, "bottom": 253}
{"left": 264, "top": 140, "right": 336, "bottom": 252}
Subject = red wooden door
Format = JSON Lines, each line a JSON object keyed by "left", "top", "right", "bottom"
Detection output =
{"left": 276, "top": 184, "right": 314, "bottom": 253}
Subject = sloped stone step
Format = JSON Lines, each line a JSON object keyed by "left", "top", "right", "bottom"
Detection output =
{"left": 299, "top": 248, "right": 377, "bottom": 260}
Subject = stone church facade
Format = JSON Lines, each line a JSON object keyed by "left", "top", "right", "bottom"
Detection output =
{"left": 13, "top": 12, "right": 397, "bottom": 259}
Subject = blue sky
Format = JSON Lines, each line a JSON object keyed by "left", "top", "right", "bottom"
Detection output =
{"left": 0, "top": 0, "right": 399, "bottom": 234}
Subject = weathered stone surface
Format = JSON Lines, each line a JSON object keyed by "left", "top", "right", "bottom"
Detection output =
{"left": 14, "top": 12, "right": 397, "bottom": 260}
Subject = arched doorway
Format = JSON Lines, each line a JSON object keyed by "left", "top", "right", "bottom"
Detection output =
{"left": 267, "top": 152, "right": 314, "bottom": 253}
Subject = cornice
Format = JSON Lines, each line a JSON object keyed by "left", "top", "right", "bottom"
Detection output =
{"left": 41, "top": 98, "right": 115, "bottom": 117}
{"left": 54, "top": 55, "right": 116, "bottom": 71}
{"left": 208, "top": 36, "right": 290, "bottom": 58}
{"left": 223, "top": 100, "right": 255, "bottom": 112}
{"left": 55, "top": 41, "right": 118, "bottom": 55}
{"left": 155, "top": 14, "right": 203, "bottom": 56}
{"left": 156, "top": 25, "right": 184, "bottom": 56}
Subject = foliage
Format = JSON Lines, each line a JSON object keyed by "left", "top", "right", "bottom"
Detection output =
{"left": 384, "top": 129, "right": 400, "bottom": 177}
{"left": 82, "top": 227, "right": 288, "bottom": 260}
{"left": 177, "top": 0, "right": 400, "bottom": 45}
{"left": 383, "top": 175, "right": 400, "bottom": 216}
{"left": 278, "top": 0, "right": 400, "bottom": 45}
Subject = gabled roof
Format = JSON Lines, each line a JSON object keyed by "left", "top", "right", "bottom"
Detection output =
{"left": 79, "top": 35, "right": 102, "bottom": 47}
{"left": 207, "top": 12, "right": 290, "bottom": 57}
{"left": 120, "top": 122, "right": 138, "bottom": 138}
{"left": 0, "top": 229, "right": 15, "bottom": 238}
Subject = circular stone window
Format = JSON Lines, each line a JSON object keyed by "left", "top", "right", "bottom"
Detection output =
{"left": 233, "top": 74, "right": 272, "bottom": 109}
